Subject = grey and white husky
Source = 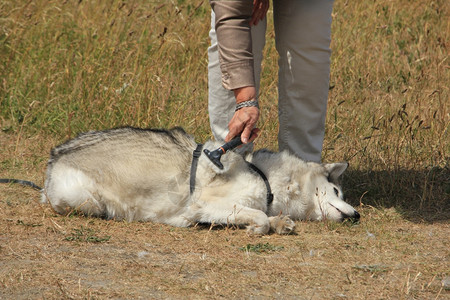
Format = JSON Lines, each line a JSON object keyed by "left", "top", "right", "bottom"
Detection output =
{"left": 42, "top": 127, "right": 360, "bottom": 235}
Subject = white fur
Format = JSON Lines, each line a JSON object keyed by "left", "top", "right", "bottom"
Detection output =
{"left": 42, "top": 127, "right": 359, "bottom": 234}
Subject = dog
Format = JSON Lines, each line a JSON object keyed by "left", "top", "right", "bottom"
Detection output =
{"left": 42, "top": 127, "right": 360, "bottom": 235}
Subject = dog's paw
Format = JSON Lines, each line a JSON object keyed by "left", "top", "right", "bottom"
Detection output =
{"left": 269, "top": 215, "right": 296, "bottom": 235}
{"left": 246, "top": 222, "right": 270, "bottom": 235}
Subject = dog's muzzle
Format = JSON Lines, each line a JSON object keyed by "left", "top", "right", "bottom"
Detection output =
{"left": 343, "top": 210, "right": 360, "bottom": 223}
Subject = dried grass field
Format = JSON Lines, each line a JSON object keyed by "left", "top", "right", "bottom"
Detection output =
{"left": 1, "top": 0, "right": 449, "bottom": 299}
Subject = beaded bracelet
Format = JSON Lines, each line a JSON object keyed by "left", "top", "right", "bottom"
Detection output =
{"left": 235, "top": 99, "right": 259, "bottom": 111}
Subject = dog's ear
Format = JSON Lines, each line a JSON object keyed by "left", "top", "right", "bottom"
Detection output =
{"left": 324, "top": 162, "right": 348, "bottom": 184}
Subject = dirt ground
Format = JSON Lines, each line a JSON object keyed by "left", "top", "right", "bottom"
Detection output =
{"left": 0, "top": 133, "right": 449, "bottom": 299}
{"left": 1, "top": 195, "right": 449, "bottom": 299}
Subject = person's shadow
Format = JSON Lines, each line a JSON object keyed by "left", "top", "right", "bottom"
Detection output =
{"left": 342, "top": 167, "right": 449, "bottom": 223}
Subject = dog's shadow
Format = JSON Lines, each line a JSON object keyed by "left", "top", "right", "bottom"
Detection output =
{"left": 193, "top": 222, "right": 299, "bottom": 235}
{"left": 342, "top": 167, "right": 449, "bottom": 223}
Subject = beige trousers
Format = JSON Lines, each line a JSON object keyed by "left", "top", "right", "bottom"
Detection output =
{"left": 208, "top": 0, "right": 334, "bottom": 162}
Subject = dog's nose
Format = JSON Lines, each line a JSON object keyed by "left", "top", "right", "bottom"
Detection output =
{"left": 343, "top": 210, "right": 360, "bottom": 223}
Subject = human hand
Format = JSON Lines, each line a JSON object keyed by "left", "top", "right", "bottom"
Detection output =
{"left": 225, "top": 106, "right": 260, "bottom": 144}
{"left": 250, "top": 0, "right": 269, "bottom": 26}
{"left": 226, "top": 86, "right": 260, "bottom": 144}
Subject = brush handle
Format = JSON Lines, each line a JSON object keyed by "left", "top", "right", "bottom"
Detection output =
{"left": 221, "top": 135, "right": 243, "bottom": 152}
{"left": 203, "top": 135, "right": 244, "bottom": 170}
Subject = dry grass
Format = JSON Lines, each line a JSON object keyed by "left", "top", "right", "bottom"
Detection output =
{"left": 0, "top": 0, "right": 449, "bottom": 299}
{"left": 1, "top": 166, "right": 448, "bottom": 299}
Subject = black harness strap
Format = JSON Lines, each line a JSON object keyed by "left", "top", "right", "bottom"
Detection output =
{"left": 189, "top": 145, "right": 274, "bottom": 211}
{"left": 246, "top": 162, "right": 274, "bottom": 209}
{"left": 190, "top": 144, "right": 203, "bottom": 195}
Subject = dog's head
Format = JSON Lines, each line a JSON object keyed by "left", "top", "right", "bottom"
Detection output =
{"left": 300, "top": 162, "right": 360, "bottom": 222}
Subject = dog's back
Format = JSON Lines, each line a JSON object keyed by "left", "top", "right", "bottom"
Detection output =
{"left": 43, "top": 127, "right": 198, "bottom": 222}
{"left": 49, "top": 127, "right": 195, "bottom": 162}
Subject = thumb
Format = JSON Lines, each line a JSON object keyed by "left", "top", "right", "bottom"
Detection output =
{"left": 240, "top": 125, "right": 253, "bottom": 144}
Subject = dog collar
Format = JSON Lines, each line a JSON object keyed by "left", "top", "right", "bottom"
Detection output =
{"left": 190, "top": 144, "right": 203, "bottom": 195}
{"left": 246, "top": 162, "right": 274, "bottom": 210}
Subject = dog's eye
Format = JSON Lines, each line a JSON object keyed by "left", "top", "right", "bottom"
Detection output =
{"left": 333, "top": 187, "right": 339, "bottom": 196}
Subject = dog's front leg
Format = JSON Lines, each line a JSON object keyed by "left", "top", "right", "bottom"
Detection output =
{"left": 193, "top": 203, "right": 271, "bottom": 235}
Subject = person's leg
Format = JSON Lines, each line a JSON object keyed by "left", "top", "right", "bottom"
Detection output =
{"left": 274, "top": 0, "right": 334, "bottom": 162}
{"left": 208, "top": 11, "right": 267, "bottom": 145}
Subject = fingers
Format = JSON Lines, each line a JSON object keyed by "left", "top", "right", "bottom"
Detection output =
{"left": 225, "top": 107, "right": 260, "bottom": 143}
{"left": 225, "top": 126, "right": 241, "bottom": 143}
{"left": 241, "top": 127, "right": 260, "bottom": 144}
{"left": 250, "top": 0, "right": 269, "bottom": 26}
{"left": 248, "top": 128, "right": 261, "bottom": 143}
{"left": 241, "top": 125, "right": 253, "bottom": 144}
{"left": 225, "top": 114, "right": 247, "bottom": 143}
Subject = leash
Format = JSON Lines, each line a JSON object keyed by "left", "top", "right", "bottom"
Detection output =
{"left": 0, "top": 178, "right": 43, "bottom": 191}
{"left": 189, "top": 144, "right": 274, "bottom": 210}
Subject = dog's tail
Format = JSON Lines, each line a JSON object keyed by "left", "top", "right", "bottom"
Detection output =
{"left": 0, "top": 179, "right": 43, "bottom": 191}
